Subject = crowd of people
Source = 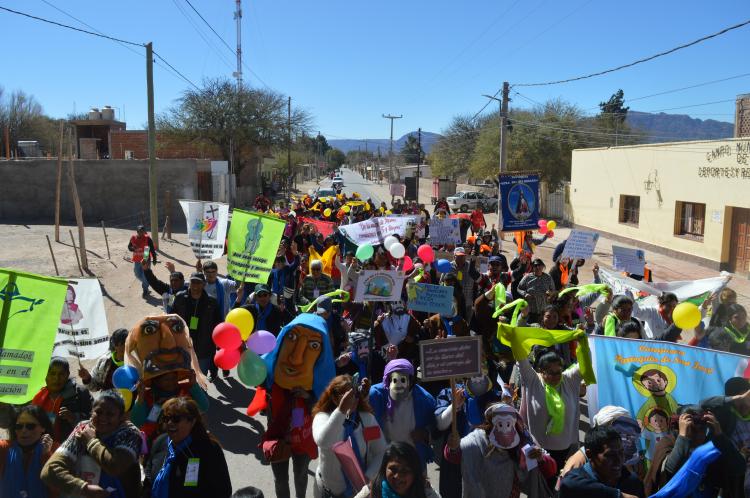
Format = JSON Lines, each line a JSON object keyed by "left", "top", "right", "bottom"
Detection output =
{"left": 2, "top": 171, "right": 750, "bottom": 498}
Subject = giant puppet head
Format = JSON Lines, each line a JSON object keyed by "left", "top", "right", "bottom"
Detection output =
{"left": 263, "top": 313, "right": 336, "bottom": 398}
{"left": 125, "top": 314, "right": 200, "bottom": 385}
{"left": 485, "top": 403, "right": 522, "bottom": 450}
{"left": 382, "top": 359, "right": 415, "bottom": 419}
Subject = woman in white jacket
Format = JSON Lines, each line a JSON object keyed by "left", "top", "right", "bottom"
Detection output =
{"left": 313, "top": 375, "right": 387, "bottom": 498}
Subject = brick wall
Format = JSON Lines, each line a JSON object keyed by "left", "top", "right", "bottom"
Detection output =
{"left": 110, "top": 130, "right": 224, "bottom": 160}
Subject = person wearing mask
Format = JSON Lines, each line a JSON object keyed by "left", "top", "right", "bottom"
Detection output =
{"left": 559, "top": 426, "right": 644, "bottom": 498}
{"left": 198, "top": 260, "right": 239, "bottom": 319}
{"left": 129, "top": 224, "right": 158, "bottom": 298}
{"left": 32, "top": 357, "right": 93, "bottom": 444}
{"left": 142, "top": 260, "right": 187, "bottom": 313}
{"left": 171, "top": 272, "right": 223, "bottom": 381}
{"left": 300, "top": 259, "right": 336, "bottom": 305}
{"left": 0, "top": 405, "right": 57, "bottom": 498}
{"left": 79, "top": 328, "right": 129, "bottom": 392}
{"left": 42, "top": 390, "right": 143, "bottom": 498}
{"left": 517, "top": 351, "right": 582, "bottom": 478}
{"left": 354, "top": 442, "right": 440, "bottom": 498}
{"left": 144, "top": 397, "right": 231, "bottom": 498}
{"left": 312, "top": 375, "right": 386, "bottom": 498}
{"left": 241, "top": 283, "right": 292, "bottom": 337}
{"left": 372, "top": 303, "right": 422, "bottom": 380}
{"left": 516, "top": 259, "right": 555, "bottom": 324}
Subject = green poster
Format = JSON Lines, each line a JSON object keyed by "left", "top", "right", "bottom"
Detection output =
{"left": 227, "top": 209, "right": 286, "bottom": 284}
{"left": 0, "top": 268, "right": 68, "bottom": 404}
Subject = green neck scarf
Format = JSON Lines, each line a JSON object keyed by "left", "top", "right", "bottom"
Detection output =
{"left": 725, "top": 324, "right": 750, "bottom": 344}
{"left": 604, "top": 313, "right": 620, "bottom": 337}
{"left": 111, "top": 351, "right": 124, "bottom": 367}
{"left": 544, "top": 381, "right": 565, "bottom": 435}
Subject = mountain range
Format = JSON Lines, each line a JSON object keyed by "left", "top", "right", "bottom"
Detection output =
{"left": 327, "top": 112, "right": 734, "bottom": 155}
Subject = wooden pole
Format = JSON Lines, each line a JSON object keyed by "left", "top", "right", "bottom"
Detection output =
{"left": 69, "top": 229, "right": 83, "bottom": 276}
{"left": 46, "top": 235, "right": 59, "bottom": 276}
{"left": 101, "top": 220, "right": 111, "bottom": 259}
{"left": 67, "top": 132, "right": 88, "bottom": 271}
{"left": 161, "top": 216, "right": 169, "bottom": 240}
{"left": 54, "top": 120, "right": 64, "bottom": 242}
{"left": 449, "top": 378, "right": 458, "bottom": 437}
{"left": 146, "top": 42, "right": 160, "bottom": 251}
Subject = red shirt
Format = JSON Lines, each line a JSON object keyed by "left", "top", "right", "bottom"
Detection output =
{"left": 129, "top": 234, "right": 151, "bottom": 263}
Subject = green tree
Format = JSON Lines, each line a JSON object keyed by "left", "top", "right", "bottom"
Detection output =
{"left": 399, "top": 134, "right": 424, "bottom": 164}
{"left": 326, "top": 148, "right": 346, "bottom": 169}
{"left": 593, "top": 89, "right": 643, "bottom": 146}
{"left": 0, "top": 88, "right": 59, "bottom": 157}
{"left": 429, "top": 115, "right": 481, "bottom": 178}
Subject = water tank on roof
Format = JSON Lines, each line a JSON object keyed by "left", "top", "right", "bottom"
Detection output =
{"left": 88, "top": 107, "right": 101, "bottom": 120}
{"left": 101, "top": 106, "right": 115, "bottom": 121}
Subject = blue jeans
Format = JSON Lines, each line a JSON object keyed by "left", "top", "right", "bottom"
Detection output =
{"left": 133, "top": 261, "right": 149, "bottom": 292}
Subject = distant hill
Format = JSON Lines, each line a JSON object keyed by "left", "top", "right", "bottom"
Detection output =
{"left": 329, "top": 131, "right": 442, "bottom": 154}
{"left": 626, "top": 111, "right": 734, "bottom": 143}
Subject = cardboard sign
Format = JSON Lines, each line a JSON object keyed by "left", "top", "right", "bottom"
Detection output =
{"left": 478, "top": 256, "right": 489, "bottom": 274}
{"left": 354, "top": 270, "right": 406, "bottom": 302}
{"left": 54, "top": 278, "right": 110, "bottom": 360}
{"left": 227, "top": 209, "right": 286, "bottom": 284}
{"left": 339, "top": 216, "right": 417, "bottom": 247}
{"left": 406, "top": 283, "right": 453, "bottom": 315}
{"left": 179, "top": 200, "right": 229, "bottom": 259}
{"left": 419, "top": 336, "right": 483, "bottom": 381}
{"left": 560, "top": 230, "right": 600, "bottom": 261}
{"left": 612, "top": 245, "right": 646, "bottom": 276}
{"left": 429, "top": 218, "right": 461, "bottom": 245}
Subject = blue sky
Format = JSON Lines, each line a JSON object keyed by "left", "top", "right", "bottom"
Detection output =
{"left": 1, "top": 0, "right": 749, "bottom": 139}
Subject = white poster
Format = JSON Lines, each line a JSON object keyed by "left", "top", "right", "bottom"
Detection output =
{"left": 561, "top": 230, "right": 600, "bottom": 261}
{"left": 429, "top": 218, "right": 461, "bottom": 245}
{"left": 179, "top": 200, "right": 230, "bottom": 259}
{"left": 339, "top": 216, "right": 418, "bottom": 247}
{"left": 612, "top": 245, "right": 646, "bottom": 276}
{"left": 54, "top": 279, "right": 110, "bottom": 359}
{"left": 354, "top": 270, "right": 406, "bottom": 302}
{"left": 599, "top": 268, "right": 730, "bottom": 302}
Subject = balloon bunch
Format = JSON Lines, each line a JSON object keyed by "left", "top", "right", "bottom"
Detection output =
{"left": 111, "top": 365, "right": 140, "bottom": 410}
{"left": 211, "top": 308, "right": 271, "bottom": 387}
{"left": 537, "top": 219, "right": 556, "bottom": 238}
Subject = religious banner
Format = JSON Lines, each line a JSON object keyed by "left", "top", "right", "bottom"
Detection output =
{"left": 178, "top": 199, "right": 230, "bottom": 259}
{"left": 354, "top": 270, "right": 406, "bottom": 302}
{"left": 227, "top": 209, "right": 286, "bottom": 284}
{"left": 299, "top": 216, "right": 335, "bottom": 238}
{"left": 429, "top": 218, "right": 461, "bottom": 245}
{"left": 499, "top": 172, "right": 539, "bottom": 231}
{"left": 0, "top": 268, "right": 68, "bottom": 404}
{"left": 588, "top": 335, "right": 750, "bottom": 460}
{"left": 53, "top": 278, "right": 110, "bottom": 360}
{"left": 560, "top": 230, "right": 600, "bottom": 261}
{"left": 612, "top": 245, "right": 646, "bottom": 275}
{"left": 406, "top": 283, "right": 454, "bottom": 315}
{"left": 338, "top": 216, "right": 417, "bottom": 247}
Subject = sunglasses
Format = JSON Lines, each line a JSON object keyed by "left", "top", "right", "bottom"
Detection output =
{"left": 162, "top": 414, "right": 193, "bottom": 424}
{"left": 14, "top": 423, "right": 38, "bottom": 431}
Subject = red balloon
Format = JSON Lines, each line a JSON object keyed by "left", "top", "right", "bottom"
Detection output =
{"left": 214, "top": 347, "right": 241, "bottom": 370}
{"left": 212, "top": 322, "right": 242, "bottom": 350}
{"left": 402, "top": 256, "right": 414, "bottom": 272}
{"left": 547, "top": 230, "right": 555, "bottom": 238}
{"left": 417, "top": 244, "right": 434, "bottom": 264}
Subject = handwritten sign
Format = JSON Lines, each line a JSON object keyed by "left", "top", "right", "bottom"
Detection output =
{"left": 407, "top": 283, "right": 453, "bottom": 315}
{"left": 419, "top": 336, "right": 482, "bottom": 382}
{"left": 429, "top": 218, "right": 461, "bottom": 245}
{"left": 612, "top": 245, "right": 646, "bottom": 276}
{"left": 339, "top": 216, "right": 417, "bottom": 247}
{"left": 560, "top": 230, "right": 600, "bottom": 261}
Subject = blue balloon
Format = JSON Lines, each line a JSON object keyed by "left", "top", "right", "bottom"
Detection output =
{"left": 436, "top": 258, "right": 452, "bottom": 273}
{"left": 112, "top": 365, "right": 139, "bottom": 390}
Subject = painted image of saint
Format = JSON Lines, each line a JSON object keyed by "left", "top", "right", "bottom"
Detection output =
{"left": 60, "top": 284, "right": 83, "bottom": 326}
{"left": 632, "top": 364, "right": 679, "bottom": 428}
{"left": 506, "top": 183, "right": 535, "bottom": 221}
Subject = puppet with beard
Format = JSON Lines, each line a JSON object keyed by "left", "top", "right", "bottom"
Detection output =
{"left": 335, "top": 330, "right": 371, "bottom": 378}
{"left": 369, "top": 359, "right": 449, "bottom": 467}
{"left": 444, "top": 403, "right": 557, "bottom": 498}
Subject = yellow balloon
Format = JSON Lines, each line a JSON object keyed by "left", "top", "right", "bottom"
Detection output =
{"left": 226, "top": 308, "right": 255, "bottom": 340}
{"left": 547, "top": 220, "right": 557, "bottom": 230}
{"left": 342, "top": 205, "right": 351, "bottom": 213}
{"left": 672, "top": 302, "right": 701, "bottom": 330}
{"left": 118, "top": 388, "right": 133, "bottom": 411}
{"left": 324, "top": 208, "right": 332, "bottom": 217}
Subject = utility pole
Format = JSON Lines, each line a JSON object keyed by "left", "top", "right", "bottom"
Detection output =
{"left": 234, "top": 0, "right": 243, "bottom": 88}
{"left": 416, "top": 127, "right": 421, "bottom": 204}
{"left": 287, "top": 96, "right": 292, "bottom": 198}
{"left": 382, "top": 114, "right": 402, "bottom": 184}
{"left": 483, "top": 81, "right": 510, "bottom": 229}
{"left": 146, "top": 42, "right": 159, "bottom": 250}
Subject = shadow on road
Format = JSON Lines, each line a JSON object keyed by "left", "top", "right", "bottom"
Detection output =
{"left": 99, "top": 281, "right": 124, "bottom": 307}
{"left": 157, "top": 249, "right": 195, "bottom": 268}
{"left": 209, "top": 377, "right": 266, "bottom": 461}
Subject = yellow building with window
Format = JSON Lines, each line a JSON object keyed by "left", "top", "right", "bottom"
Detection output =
{"left": 570, "top": 137, "right": 750, "bottom": 273}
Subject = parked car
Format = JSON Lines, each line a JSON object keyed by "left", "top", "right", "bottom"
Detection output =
{"left": 332, "top": 176, "right": 344, "bottom": 187}
{"left": 316, "top": 188, "right": 337, "bottom": 198}
{"left": 446, "top": 191, "right": 498, "bottom": 212}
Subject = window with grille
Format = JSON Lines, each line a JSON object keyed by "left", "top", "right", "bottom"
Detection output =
{"left": 618, "top": 195, "right": 640, "bottom": 226}
{"left": 675, "top": 201, "right": 705, "bottom": 240}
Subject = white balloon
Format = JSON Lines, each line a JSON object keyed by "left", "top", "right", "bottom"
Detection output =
{"left": 389, "top": 242, "right": 405, "bottom": 259}
{"left": 383, "top": 235, "right": 399, "bottom": 250}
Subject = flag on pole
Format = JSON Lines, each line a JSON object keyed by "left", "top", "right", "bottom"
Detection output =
{"left": 179, "top": 199, "right": 230, "bottom": 259}
{"left": 0, "top": 268, "right": 68, "bottom": 404}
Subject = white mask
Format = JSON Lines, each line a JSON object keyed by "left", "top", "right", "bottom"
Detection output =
{"left": 389, "top": 373, "right": 410, "bottom": 401}
{"left": 489, "top": 414, "right": 520, "bottom": 449}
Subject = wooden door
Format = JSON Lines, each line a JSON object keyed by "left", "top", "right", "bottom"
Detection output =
{"left": 730, "top": 207, "right": 750, "bottom": 273}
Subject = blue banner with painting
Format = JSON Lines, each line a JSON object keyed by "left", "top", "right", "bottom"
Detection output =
{"left": 588, "top": 335, "right": 750, "bottom": 462}
{"left": 499, "top": 173, "right": 539, "bottom": 231}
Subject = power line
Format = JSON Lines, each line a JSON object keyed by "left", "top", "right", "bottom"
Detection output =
{"left": 170, "top": 0, "right": 235, "bottom": 70}
{"left": 515, "top": 18, "right": 750, "bottom": 87}
{"left": 152, "top": 51, "right": 200, "bottom": 90}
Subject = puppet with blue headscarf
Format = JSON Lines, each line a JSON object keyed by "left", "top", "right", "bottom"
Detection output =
{"left": 261, "top": 314, "right": 336, "bottom": 467}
